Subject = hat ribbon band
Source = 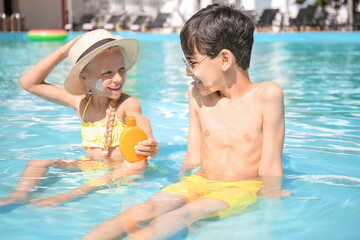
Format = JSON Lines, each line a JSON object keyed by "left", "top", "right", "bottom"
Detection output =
{"left": 76, "top": 38, "right": 115, "bottom": 63}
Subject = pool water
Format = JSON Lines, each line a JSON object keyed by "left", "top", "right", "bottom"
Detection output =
{"left": 0, "top": 32, "right": 359, "bottom": 240}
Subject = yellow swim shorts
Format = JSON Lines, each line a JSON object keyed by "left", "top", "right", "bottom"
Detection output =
{"left": 159, "top": 174, "right": 264, "bottom": 218}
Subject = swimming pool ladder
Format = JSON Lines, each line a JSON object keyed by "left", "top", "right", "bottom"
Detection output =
{"left": 1, "top": 12, "right": 22, "bottom": 40}
{"left": 10, "top": 12, "right": 21, "bottom": 32}
{"left": 1, "top": 12, "right": 6, "bottom": 32}
{"left": 0, "top": 12, "right": 21, "bottom": 32}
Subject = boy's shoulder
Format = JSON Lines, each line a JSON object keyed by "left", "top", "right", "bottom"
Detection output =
{"left": 253, "top": 81, "right": 283, "bottom": 102}
{"left": 188, "top": 81, "right": 197, "bottom": 91}
{"left": 187, "top": 82, "right": 214, "bottom": 99}
{"left": 187, "top": 82, "right": 215, "bottom": 106}
{"left": 187, "top": 82, "right": 201, "bottom": 99}
{"left": 252, "top": 81, "right": 284, "bottom": 116}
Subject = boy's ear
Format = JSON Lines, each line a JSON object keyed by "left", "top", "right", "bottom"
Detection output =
{"left": 219, "top": 49, "right": 233, "bottom": 72}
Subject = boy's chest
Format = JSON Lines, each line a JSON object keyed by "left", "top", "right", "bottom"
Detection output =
{"left": 197, "top": 100, "right": 262, "bottom": 141}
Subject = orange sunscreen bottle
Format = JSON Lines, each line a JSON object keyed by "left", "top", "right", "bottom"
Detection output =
{"left": 120, "top": 116, "right": 148, "bottom": 162}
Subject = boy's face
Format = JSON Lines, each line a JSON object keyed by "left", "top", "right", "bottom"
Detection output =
{"left": 183, "top": 50, "right": 224, "bottom": 96}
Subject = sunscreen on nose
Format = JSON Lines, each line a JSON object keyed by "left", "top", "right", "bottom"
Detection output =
{"left": 96, "top": 79, "right": 104, "bottom": 91}
{"left": 193, "top": 69, "right": 206, "bottom": 82}
{"left": 120, "top": 116, "right": 148, "bottom": 163}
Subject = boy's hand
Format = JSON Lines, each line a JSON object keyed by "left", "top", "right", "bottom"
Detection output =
{"left": 257, "top": 188, "right": 292, "bottom": 198}
{"left": 178, "top": 167, "right": 193, "bottom": 180}
{"left": 31, "top": 193, "right": 73, "bottom": 207}
{"left": 135, "top": 138, "right": 159, "bottom": 160}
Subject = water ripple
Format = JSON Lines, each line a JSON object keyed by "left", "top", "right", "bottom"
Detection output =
{"left": 287, "top": 174, "right": 360, "bottom": 187}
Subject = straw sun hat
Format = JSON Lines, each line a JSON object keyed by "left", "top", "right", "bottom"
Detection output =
{"left": 64, "top": 29, "right": 139, "bottom": 95}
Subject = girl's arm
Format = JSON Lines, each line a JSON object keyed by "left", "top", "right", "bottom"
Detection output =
{"left": 123, "top": 96, "right": 159, "bottom": 160}
{"left": 20, "top": 36, "right": 82, "bottom": 109}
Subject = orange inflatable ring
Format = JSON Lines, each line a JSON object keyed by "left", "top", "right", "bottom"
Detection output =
{"left": 27, "top": 29, "right": 68, "bottom": 41}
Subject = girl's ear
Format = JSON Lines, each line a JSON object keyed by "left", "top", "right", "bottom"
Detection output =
{"left": 79, "top": 71, "right": 91, "bottom": 94}
{"left": 80, "top": 71, "right": 89, "bottom": 85}
{"left": 219, "top": 49, "right": 233, "bottom": 72}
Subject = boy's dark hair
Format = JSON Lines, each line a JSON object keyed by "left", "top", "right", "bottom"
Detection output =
{"left": 180, "top": 3, "right": 254, "bottom": 70}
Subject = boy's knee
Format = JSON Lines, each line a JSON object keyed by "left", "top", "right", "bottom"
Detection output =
{"left": 155, "top": 205, "right": 192, "bottom": 226}
{"left": 134, "top": 200, "right": 156, "bottom": 215}
{"left": 133, "top": 193, "right": 187, "bottom": 217}
{"left": 151, "top": 192, "right": 187, "bottom": 204}
{"left": 175, "top": 199, "right": 228, "bottom": 222}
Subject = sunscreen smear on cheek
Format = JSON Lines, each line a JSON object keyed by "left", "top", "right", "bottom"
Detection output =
{"left": 96, "top": 79, "right": 104, "bottom": 91}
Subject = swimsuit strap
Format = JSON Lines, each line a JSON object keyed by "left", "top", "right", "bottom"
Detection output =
{"left": 81, "top": 92, "right": 127, "bottom": 122}
{"left": 82, "top": 95, "right": 93, "bottom": 121}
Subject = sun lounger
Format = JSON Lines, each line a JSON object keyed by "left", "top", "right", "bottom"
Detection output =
{"left": 146, "top": 13, "right": 170, "bottom": 29}
{"left": 353, "top": 12, "right": 360, "bottom": 30}
{"left": 104, "top": 14, "right": 123, "bottom": 30}
{"left": 291, "top": 6, "right": 316, "bottom": 31}
{"left": 129, "top": 15, "right": 149, "bottom": 31}
{"left": 257, "top": 9, "right": 279, "bottom": 31}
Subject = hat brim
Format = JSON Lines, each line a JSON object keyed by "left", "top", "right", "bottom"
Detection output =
{"left": 64, "top": 37, "right": 139, "bottom": 95}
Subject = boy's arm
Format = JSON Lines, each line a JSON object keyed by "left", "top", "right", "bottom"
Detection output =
{"left": 31, "top": 162, "right": 145, "bottom": 207}
{"left": 179, "top": 84, "right": 202, "bottom": 178}
{"left": 257, "top": 82, "right": 288, "bottom": 198}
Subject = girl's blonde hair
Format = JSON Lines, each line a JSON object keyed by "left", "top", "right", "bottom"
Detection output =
{"left": 103, "top": 99, "right": 119, "bottom": 156}
{"left": 81, "top": 46, "right": 123, "bottom": 156}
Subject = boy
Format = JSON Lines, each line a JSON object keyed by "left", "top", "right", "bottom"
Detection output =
{"left": 83, "top": 4, "right": 288, "bottom": 240}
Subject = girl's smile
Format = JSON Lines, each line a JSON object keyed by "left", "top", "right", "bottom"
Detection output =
{"left": 108, "top": 85, "right": 122, "bottom": 91}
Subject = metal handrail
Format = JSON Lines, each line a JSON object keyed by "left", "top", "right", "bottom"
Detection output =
{"left": 1, "top": 13, "right": 6, "bottom": 32}
{"left": 10, "top": 12, "right": 21, "bottom": 32}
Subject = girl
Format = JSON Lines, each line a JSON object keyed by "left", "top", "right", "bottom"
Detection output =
{"left": 0, "top": 29, "right": 158, "bottom": 207}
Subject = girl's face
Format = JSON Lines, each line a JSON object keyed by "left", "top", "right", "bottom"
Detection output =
{"left": 85, "top": 47, "right": 127, "bottom": 99}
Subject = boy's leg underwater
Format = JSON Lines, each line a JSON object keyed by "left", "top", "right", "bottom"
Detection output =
{"left": 125, "top": 198, "right": 228, "bottom": 240}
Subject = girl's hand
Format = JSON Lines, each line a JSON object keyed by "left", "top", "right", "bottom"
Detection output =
{"left": 31, "top": 193, "right": 73, "bottom": 207}
{"left": 59, "top": 35, "right": 82, "bottom": 56}
{"left": 135, "top": 138, "right": 159, "bottom": 160}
